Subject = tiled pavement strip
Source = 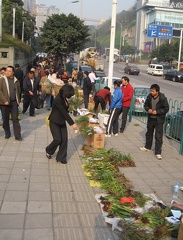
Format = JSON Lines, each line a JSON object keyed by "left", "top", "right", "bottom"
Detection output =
{"left": 0, "top": 107, "right": 182, "bottom": 240}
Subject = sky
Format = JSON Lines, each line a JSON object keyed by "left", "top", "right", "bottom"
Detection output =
{"left": 38, "top": 0, "right": 136, "bottom": 24}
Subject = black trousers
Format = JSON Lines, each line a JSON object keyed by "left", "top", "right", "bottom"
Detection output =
{"left": 84, "top": 93, "right": 89, "bottom": 109}
{"left": 106, "top": 108, "right": 121, "bottom": 135}
{"left": 120, "top": 106, "right": 130, "bottom": 131}
{"left": 145, "top": 118, "right": 163, "bottom": 155}
{"left": 23, "top": 94, "right": 36, "bottom": 116}
{"left": 0, "top": 101, "right": 21, "bottom": 138}
{"left": 94, "top": 96, "right": 106, "bottom": 112}
{"left": 46, "top": 122, "right": 68, "bottom": 163}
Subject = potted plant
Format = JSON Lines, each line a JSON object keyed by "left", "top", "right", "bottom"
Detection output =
{"left": 68, "top": 86, "right": 83, "bottom": 115}
{"left": 80, "top": 126, "right": 95, "bottom": 146}
{"left": 75, "top": 115, "right": 89, "bottom": 130}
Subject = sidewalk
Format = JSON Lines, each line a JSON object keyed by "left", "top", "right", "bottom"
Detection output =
{"left": 0, "top": 108, "right": 182, "bottom": 240}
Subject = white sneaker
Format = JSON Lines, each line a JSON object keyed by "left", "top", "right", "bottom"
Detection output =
{"left": 140, "top": 147, "right": 151, "bottom": 152}
{"left": 105, "top": 134, "right": 111, "bottom": 138}
{"left": 113, "top": 133, "right": 118, "bottom": 136}
{"left": 156, "top": 154, "right": 162, "bottom": 160}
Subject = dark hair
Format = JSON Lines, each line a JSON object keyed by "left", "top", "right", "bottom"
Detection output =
{"left": 1, "top": 67, "right": 6, "bottom": 71}
{"left": 113, "top": 80, "right": 121, "bottom": 87}
{"left": 7, "top": 66, "right": 15, "bottom": 72}
{"left": 59, "top": 84, "right": 75, "bottom": 99}
{"left": 29, "top": 70, "right": 35, "bottom": 74}
{"left": 122, "top": 76, "right": 129, "bottom": 82}
{"left": 15, "top": 63, "right": 20, "bottom": 68}
{"left": 104, "top": 86, "right": 110, "bottom": 91}
{"left": 84, "top": 71, "right": 89, "bottom": 76}
{"left": 150, "top": 84, "right": 160, "bottom": 92}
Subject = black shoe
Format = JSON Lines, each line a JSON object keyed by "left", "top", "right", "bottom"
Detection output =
{"left": 46, "top": 153, "right": 51, "bottom": 159}
{"left": 5, "top": 135, "right": 11, "bottom": 139}
{"left": 57, "top": 160, "right": 67, "bottom": 164}
{"left": 120, "top": 129, "right": 124, "bottom": 133}
{"left": 30, "top": 115, "right": 35, "bottom": 117}
{"left": 15, "top": 137, "right": 23, "bottom": 141}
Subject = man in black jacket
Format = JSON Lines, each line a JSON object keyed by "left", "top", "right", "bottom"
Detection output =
{"left": 14, "top": 64, "right": 24, "bottom": 99}
{"left": 140, "top": 84, "right": 169, "bottom": 160}
{"left": 83, "top": 71, "right": 92, "bottom": 109}
{"left": 22, "top": 70, "right": 41, "bottom": 116}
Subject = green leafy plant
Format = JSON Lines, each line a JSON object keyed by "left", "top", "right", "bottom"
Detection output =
{"left": 80, "top": 126, "right": 95, "bottom": 140}
{"left": 75, "top": 116, "right": 89, "bottom": 130}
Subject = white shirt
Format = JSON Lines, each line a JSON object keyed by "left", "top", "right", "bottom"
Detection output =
{"left": 30, "top": 79, "right": 34, "bottom": 89}
{"left": 89, "top": 72, "right": 98, "bottom": 83}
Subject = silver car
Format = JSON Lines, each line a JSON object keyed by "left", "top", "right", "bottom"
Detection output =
{"left": 132, "top": 85, "right": 150, "bottom": 112}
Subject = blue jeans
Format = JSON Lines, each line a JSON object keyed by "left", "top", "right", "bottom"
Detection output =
{"left": 45, "top": 94, "right": 52, "bottom": 110}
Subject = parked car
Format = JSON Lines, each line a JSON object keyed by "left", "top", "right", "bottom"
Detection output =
{"left": 164, "top": 111, "right": 183, "bottom": 141}
{"left": 95, "top": 77, "right": 121, "bottom": 94}
{"left": 147, "top": 64, "right": 164, "bottom": 76}
{"left": 124, "top": 65, "right": 140, "bottom": 75}
{"left": 80, "top": 65, "right": 92, "bottom": 73}
{"left": 70, "top": 61, "right": 78, "bottom": 69}
{"left": 163, "top": 70, "right": 183, "bottom": 82}
{"left": 131, "top": 85, "right": 150, "bottom": 113}
{"left": 95, "top": 71, "right": 106, "bottom": 78}
{"left": 162, "top": 65, "right": 175, "bottom": 74}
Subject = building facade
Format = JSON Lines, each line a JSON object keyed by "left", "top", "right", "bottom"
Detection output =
{"left": 135, "top": 0, "right": 183, "bottom": 52}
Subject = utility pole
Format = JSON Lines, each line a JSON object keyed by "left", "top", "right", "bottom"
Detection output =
{"left": 0, "top": 0, "right": 2, "bottom": 42}
{"left": 178, "top": 29, "right": 183, "bottom": 70}
{"left": 108, "top": 0, "right": 117, "bottom": 89}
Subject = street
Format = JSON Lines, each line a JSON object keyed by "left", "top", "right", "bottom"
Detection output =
{"left": 104, "top": 61, "right": 183, "bottom": 103}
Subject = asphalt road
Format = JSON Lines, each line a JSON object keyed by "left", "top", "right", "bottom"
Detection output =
{"left": 104, "top": 61, "right": 183, "bottom": 103}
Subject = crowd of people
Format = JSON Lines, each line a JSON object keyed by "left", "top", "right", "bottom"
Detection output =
{"left": 0, "top": 57, "right": 169, "bottom": 162}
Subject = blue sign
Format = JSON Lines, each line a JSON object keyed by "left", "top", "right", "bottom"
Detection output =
{"left": 147, "top": 24, "right": 173, "bottom": 39}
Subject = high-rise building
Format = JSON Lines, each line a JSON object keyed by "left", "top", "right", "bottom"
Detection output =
{"left": 23, "top": 0, "right": 36, "bottom": 15}
{"left": 47, "top": 6, "right": 60, "bottom": 16}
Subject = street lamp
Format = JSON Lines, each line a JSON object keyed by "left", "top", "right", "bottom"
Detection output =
{"left": 63, "top": 0, "right": 79, "bottom": 13}
{"left": 116, "top": 21, "right": 122, "bottom": 61}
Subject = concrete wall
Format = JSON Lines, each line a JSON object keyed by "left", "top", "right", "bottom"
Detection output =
{"left": 0, "top": 46, "right": 33, "bottom": 75}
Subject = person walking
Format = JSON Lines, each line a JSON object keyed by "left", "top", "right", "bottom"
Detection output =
{"left": 89, "top": 69, "right": 98, "bottom": 96}
{"left": 14, "top": 63, "right": 24, "bottom": 100}
{"left": 140, "top": 84, "right": 169, "bottom": 160}
{"left": 93, "top": 86, "right": 111, "bottom": 112}
{"left": 22, "top": 70, "right": 41, "bottom": 116}
{"left": 0, "top": 66, "right": 22, "bottom": 140}
{"left": 105, "top": 80, "right": 123, "bottom": 137}
{"left": 45, "top": 84, "right": 78, "bottom": 164}
{"left": 83, "top": 71, "right": 92, "bottom": 109}
{"left": 120, "top": 76, "right": 134, "bottom": 133}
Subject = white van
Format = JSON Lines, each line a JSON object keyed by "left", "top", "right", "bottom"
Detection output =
{"left": 146, "top": 64, "right": 163, "bottom": 76}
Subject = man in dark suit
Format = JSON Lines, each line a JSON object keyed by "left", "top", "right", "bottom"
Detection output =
{"left": 14, "top": 64, "right": 24, "bottom": 99}
{"left": 23, "top": 70, "right": 41, "bottom": 116}
{"left": 83, "top": 71, "right": 92, "bottom": 109}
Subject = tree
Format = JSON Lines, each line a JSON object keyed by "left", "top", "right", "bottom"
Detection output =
{"left": 2, "top": 0, "right": 35, "bottom": 42}
{"left": 150, "top": 40, "right": 179, "bottom": 63}
{"left": 39, "top": 13, "right": 90, "bottom": 60}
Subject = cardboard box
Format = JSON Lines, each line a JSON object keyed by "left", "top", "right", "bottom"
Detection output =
{"left": 98, "top": 113, "right": 110, "bottom": 128}
{"left": 93, "top": 133, "right": 105, "bottom": 148}
{"left": 88, "top": 102, "right": 95, "bottom": 111}
{"left": 178, "top": 216, "right": 183, "bottom": 240}
{"left": 88, "top": 122, "right": 100, "bottom": 128}
{"left": 89, "top": 96, "right": 94, "bottom": 103}
{"left": 78, "top": 89, "right": 83, "bottom": 97}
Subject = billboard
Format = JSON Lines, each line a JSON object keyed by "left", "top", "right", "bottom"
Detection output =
{"left": 147, "top": 24, "right": 173, "bottom": 39}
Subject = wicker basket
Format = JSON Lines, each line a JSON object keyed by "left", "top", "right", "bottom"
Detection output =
{"left": 52, "top": 84, "right": 64, "bottom": 96}
{"left": 41, "top": 82, "right": 52, "bottom": 95}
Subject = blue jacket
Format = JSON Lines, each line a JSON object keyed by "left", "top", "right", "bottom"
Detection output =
{"left": 110, "top": 87, "right": 123, "bottom": 110}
